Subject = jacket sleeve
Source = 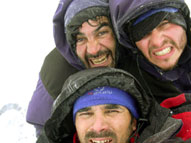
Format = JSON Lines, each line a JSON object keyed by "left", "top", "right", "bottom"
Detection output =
{"left": 162, "top": 137, "right": 191, "bottom": 143}
{"left": 26, "top": 76, "right": 54, "bottom": 137}
{"left": 26, "top": 48, "right": 79, "bottom": 137}
{"left": 160, "top": 93, "right": 191, "bottom": 141}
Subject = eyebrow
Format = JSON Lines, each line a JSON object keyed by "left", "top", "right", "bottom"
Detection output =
{"left": 158, "top": 20, "right": 169, "bottom": 28}
{"left": 94, "top": 22, "right": 110, "bottom": 33}
{"left": 76, "top": 22, "right": 110, "bottom": 36}
{"left": 77, "top": 107, "right": 91, "bottom": 113}
{"left": 104, "top": 104, "right": 121, "bottom": 109}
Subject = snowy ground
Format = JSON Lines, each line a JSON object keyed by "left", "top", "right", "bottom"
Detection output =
{"left": 0, "top": 0, "right": 190, "bottom": 143}
{"left": 0, "top": 103, "right": 36, "bottom": 142}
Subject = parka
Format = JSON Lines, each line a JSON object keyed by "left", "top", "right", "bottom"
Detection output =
{"left": 26, "top": 0, "right": 125, "bottom": 136}
{"left": 109, "top": 0, "right": 191, "bottom": 140}
{"left": 109, "top": 0, "right": 191, "bottom": 94}
{"left": 36, "top": 67, "right": 183, "bottom": 143}
{"left": 27, "top": 0, "right": 191, "bottom": 140}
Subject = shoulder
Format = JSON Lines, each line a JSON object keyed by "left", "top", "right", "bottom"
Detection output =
{"left": 40, "top": 48, "right": 79, "bottom": 99}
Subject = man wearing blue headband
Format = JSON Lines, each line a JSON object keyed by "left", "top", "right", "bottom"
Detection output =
{"left": 37, "top": 68, "right": 184, "bottom": 143}
{"left": 110, "top": 0, "right": 191, "bottom": 141}
{"left": 73, "top": 86, "right": 138, "bottom": 143}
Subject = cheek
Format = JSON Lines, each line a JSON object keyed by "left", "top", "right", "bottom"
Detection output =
{"left": 76, "top": 46, "right": 86, "bottom": 59}
{"left": 102, "top": 34, "right": 116, "bottom": 46}
{"left": 176, "top": 30, "right": 187, "bottom": 48}
{"left": 102, "top": 35, "right": 116, "bottom": 54}
{"left": 76, "top": 119, "right": 87, "bottom": 138}
{"left": 167, "top": 27, "right": 187, "bottom": 47}
{"left": 136, "top": 40, "right": 148, "bottom": 55}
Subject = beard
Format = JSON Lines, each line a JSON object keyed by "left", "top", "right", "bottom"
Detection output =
{"left": 85, "top": 49, "right": 115, "bottom": 68}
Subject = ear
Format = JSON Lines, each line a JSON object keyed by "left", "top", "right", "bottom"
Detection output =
{"left": 132, "top": 119, "right": 137, "bottom": 131}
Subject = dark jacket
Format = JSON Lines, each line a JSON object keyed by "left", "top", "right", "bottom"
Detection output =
{"left": 36, "top": 67, "right": 183, "bottom": 143}
{"left": 109, "top": 0, "right": 191, "bottom": 94}
{"left": 27, "top": 0, "right": 191, "bottom": 139}
{"left": 26, "top": 0, "right": 83, "bottom": 135}
{"left": 109, "top": 0, "right": 191, "bottom": 140}
{"left": 26, "top": 0, "right": 126, "bottom": 135}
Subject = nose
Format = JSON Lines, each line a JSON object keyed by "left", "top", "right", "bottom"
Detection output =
{"left": 90, "top": 114, "right": 109, "bottom": 133}
{"left": 149, "top": 29, "right": 164, "bottom": 48}
{"left": 86, "top": 39, "right": 101, "bottom": 55}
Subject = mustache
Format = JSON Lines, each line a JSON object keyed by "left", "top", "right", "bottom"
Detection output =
{"left": 85, "top": 50, "right": 111, "bottom": 59}
{"left": 85, "top": 130, "right": 117, "bottom": 139}
{"left": 149, "top": 39, "right": 177, "bottom": 50}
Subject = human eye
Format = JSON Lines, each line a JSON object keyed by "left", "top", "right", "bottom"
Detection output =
{"left": 76, "top": 37, "right": 85, "bottom": 43}
{"left": 97, "top": 30, "right": 108, "bottom": 36}
{"left": 105, "top": 109, "right": 120, "bottom": 114}
{"left": 78, "top": 111, "right": 93, "bottom": 117}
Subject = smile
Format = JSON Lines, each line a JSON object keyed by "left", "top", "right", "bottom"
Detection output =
{"left": 90, "top": 54, "right": 108, "bottom": 65}
{"left": 154, "top": 47, "right": 171, "bottom": 56}
{"left": 91, "top": 139, "right": 112, "bottom": 143}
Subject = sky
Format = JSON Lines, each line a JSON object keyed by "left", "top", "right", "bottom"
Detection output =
{"left": 0, "top": 0, "right": 190, "bottom": 142}
{"left": 0, "top": 0, "right": 58, "bottom": 107}
{"left": 0, "top": 0, "right": 58, "bottom": 142}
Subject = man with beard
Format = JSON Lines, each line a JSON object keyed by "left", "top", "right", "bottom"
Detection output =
{"left": 73, "top": 86, "right": 138, "bottom": 143}
{"left": 26, "top": 0, "right": 127, "bottom": 137}
{"left": 36, "top": 68, "right": 184, "bottom": 143}
{"left": 109, "top": 0, "right": 191, "bottom": 140}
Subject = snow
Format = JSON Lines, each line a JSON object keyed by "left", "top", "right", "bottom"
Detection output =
{"left": 0, "top": 104, "right": 36, "bottom": 142}
{"left": 0, "top": 0, "right": 190, "bottom": 143}
{"left": 0, "top": 0, "right": 58, "bottom": 142}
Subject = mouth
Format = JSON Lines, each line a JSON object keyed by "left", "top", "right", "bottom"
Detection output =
{"left": 88, "top": 53, "right": 111, "bottom": 67}
{"left": 91, "top": 54, "right": 108, "bottom": 64}
{"left": 90, "top": 139, "right": 112, "bottom": 143}
{"left": 154, "top": 47, "right": 172, "bottom": 56}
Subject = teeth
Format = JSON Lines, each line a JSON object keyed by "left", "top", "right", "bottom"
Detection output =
{"left": 91, "top": 55, "right": 107, "bottom": 65}
{"left": 92, "top": 140, "right": 110, "bottom": 143}
{"left": 154, "top": 47, "right": 171, "bottom": 56}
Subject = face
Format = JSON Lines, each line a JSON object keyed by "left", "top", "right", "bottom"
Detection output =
{"left": 75, "top": 104, "right": 137, "bottom": 143}
{"left": 135, "top": 21, "right": 187, "bottom": 71}
{"left": 76, "top": 16, "right": 116, "bottom": 68}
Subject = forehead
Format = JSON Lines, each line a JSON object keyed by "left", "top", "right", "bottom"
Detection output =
{"left": 80, "top": 16, "right": 110, "bottom": 29}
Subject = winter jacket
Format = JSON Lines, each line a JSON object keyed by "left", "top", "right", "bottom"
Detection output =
{"left": 109, "top": 0, "right": 191, "bottom": 93}
{"left": 26, "top": 0, "right": 122, "bottom": 136}
{"left": 26, "top": 0, "right": 82, "bottom": 135}
{"left": 109, "top": 0, "right": 191, "bottom": 140}
{"left": 36, "top": 67, "right": 184, "bottom": 143}
{"left": 26, "top": 48, "right": 79, "bottom": 135}
{"left": 27, "top": 0, "right": 191, "bottom": 139}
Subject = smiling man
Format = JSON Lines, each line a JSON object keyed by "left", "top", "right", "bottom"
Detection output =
{"left": 27, "top": 0, "right": 121, "bottom": 137}
{"left": 74, "top": 16, "right": 116, "bottom": 68}
{"left": 131, "top": 7, "right": 187, "bottom": 71}
{"left": 73, "top": 86, "right": 138, "bottom": 143}
{"left": 37, "top": 68, "right": 184, "bottom": 143}
{"left": 110, "top": 0, "right": 191, "bottom": 140}
{"left": 64, "top": 0, "right": 117, "bottom": 69}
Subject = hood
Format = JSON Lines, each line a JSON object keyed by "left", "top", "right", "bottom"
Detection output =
{"left": 40, "top": 67, "right": 174, "bottom": 143}
{"left": 53, "top": 0, "right": 83, "bottom": 69}
{"left": 43, "top": 67, "right": 151, "bottom": 142}
{"left": 109, "top": 0, "right": 191, "bottom": 52}
{"left": 53, "top": 0, "right": 110, "bottom": 70}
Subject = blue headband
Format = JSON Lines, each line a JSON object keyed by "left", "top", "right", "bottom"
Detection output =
{"left": 73, "top": 86, "right": 139, "bottom": 122}
{"left": 133, "top": 7, "right": 178, "bottom": 25}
